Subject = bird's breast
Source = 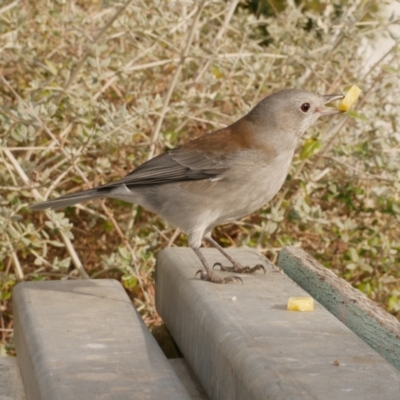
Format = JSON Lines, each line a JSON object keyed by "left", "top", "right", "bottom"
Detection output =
{"left": 202, "top": 148, "right": 295, "bottom": 225}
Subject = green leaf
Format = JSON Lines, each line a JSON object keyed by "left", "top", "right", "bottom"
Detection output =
{"left": 382, "top": 64, "right": 398, "bottom": 74}
{"left": 346, "top": 263, "right": 357, "bottom": 271}
{"left": 1, "top": 291, "right": 11, "bottom": 301}
{"left": 388, "top": 295, "right": 400, "bottom": 311}
{"left": 349, "top": 247, "right": 359, "bottom": 262}
{"left": 212, "top": 66, "right": 224, "bottom": 79}
{"left": 346, "top": 110, "right": 367, "bottom": 121}
{"left": 122, "top": 275, "right": 138, "bottom": 289}
{"left": 300, "top": 138, "right": 321, "bottom": 160}
{"left": 44, "top": 59, "right": 58, "bottom": 75}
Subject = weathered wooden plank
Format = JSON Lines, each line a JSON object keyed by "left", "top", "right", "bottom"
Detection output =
{"left": 169, "top": 359, "right": 209, "bottom": 400}
{"left": 0, "top": 357, "right": 25, "bottom": 400}
{"left": 156, "top": 247, "right": 400, "bottom": 400}
{"left": 13, "top": 279, "right": 191, "bottom": 400}
{"left": 278, "top": 246, "right": 400, "bottom": 371}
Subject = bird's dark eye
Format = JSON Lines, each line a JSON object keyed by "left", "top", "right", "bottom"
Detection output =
{"left": 300, "top": 103, "right": 311, "bottom": 113}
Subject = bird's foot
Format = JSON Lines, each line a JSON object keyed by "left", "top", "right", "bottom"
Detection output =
{"left": 213, "top": 261, "right": 266, "bottom": 275}
{"left": 195, "top": 269, "right": 242, "bottom": 284}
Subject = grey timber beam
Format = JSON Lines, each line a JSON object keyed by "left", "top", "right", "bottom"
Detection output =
{"left": 156, "top": 247, "right": 400, "bottom": 400}
{"left": 13, "top": 279, "right": 191, "bottom": 400}
{"left": 278, "top": 246, "right": 400, "bottom": 371}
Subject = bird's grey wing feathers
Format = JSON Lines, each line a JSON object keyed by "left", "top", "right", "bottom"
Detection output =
{"left": 29, "top": 147, "right": 229, "bottom": 210}
{"left": 97, "top": 148, "right": 229, "bottom": 190}
{"left": 29, "top": 188, "right": 104, "bottom": 210}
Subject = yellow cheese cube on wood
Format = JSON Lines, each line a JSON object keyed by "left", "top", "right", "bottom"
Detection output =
{"left": 287, "top": 297, "right": 314, "bottom": 311}
{"left": 338, "top": 85, "right": 361, "bottom": 111}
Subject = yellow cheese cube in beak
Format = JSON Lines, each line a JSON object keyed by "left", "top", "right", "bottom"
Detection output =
{"left": 338, "top": 85, "right": 361, "bottom": 111}
{"left": 287, "top": 297, "right": 314, "bottom": 311}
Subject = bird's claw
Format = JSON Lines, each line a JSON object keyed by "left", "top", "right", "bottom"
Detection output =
{"left": 195, "top": 269, "right": 242, "bottom": 284}
{"left": 213, "top": 262, "right": 266, "bottom": 275}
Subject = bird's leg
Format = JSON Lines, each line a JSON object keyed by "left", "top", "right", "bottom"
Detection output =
{"left": 192, "top": 247, "right": 242, "bottom": 284}
{"left": 205, "top": 237, "right": 266, "bottom": 275}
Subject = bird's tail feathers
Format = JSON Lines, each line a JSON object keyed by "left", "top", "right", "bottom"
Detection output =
{"left": 30, "top": 188, "right": 104, "bottom": 211}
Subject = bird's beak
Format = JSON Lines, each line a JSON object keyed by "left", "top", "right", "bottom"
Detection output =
{"left": 317, "top": 94, "right": 345, "bottom": 115}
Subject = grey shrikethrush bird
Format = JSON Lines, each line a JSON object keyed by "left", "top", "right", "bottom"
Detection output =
{"left": 30, "top": 89, "right": 344, "bottom": 284}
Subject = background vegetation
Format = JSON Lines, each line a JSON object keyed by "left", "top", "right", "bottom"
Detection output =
{"left": 0, "top": 0, "right": 399, "bottom": 354}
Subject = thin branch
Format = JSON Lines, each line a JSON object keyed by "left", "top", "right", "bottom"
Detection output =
{"left": 1, "top": 76, "right": 147, "bottom": 294}
{"left": 258, "top": 1, "right": 395, "bottom": 248}
{"left": 55, "top": 0, "right": 133, "bottom": 105}
{"left": 2, "top": 148, "right": 89, "bottom": 279}
{"left": 168, "top": 228, "right": 181, "bottom": 248}
{"left": 326, "top": 156, "right": 396, "bottom": 183}
{"left": 147, "top": 0, "right": 207, "bottom": 160}
{"left": 0, "top": 0, "right": 20, "bottom": 16}
{"left": 6, "top": 234, "right": 24, "bottom": 281}
{"left": 194, "top": 0, "right": 240, "bottom": 84}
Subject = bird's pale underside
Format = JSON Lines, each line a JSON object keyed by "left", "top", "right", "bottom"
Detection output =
{"left": 31, "top": 89, "right": 344, "bottom": 284}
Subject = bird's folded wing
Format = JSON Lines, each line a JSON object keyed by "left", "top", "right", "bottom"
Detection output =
{"left": 97, "top": 147, "right": 230, "bottom": 190}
